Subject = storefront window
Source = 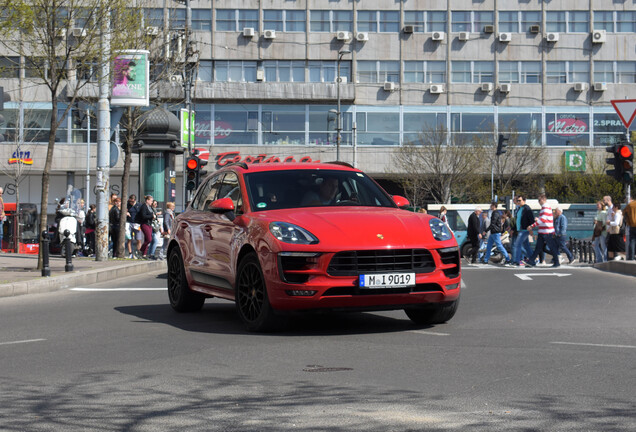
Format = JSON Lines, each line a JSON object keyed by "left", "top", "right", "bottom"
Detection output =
{"left": 308, "top": 106, "right": 352, "bottom": 146}
{"left": 498, "top": 113, "right": 542, "bottom": 145}
{"left": 262, "top": 105, "right": 305, "bottom": 145}
{"left": 403, "top": 112, "right": 446, "bottom": 144}
{"left": 593, "top": 113, "right": 625, "bottom": 147}
{"left": 209, "top": 105, "right": 258, "bottom": 145}
{"left": 545, "top": 113, "right": 589, "bottom": 146}
{"left": 356, "top": 111, "right": 399, "bottom": 146}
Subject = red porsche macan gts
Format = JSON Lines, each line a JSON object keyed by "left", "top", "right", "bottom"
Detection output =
{"left": 167, "top": 162, "right": 461, "bottom": 331}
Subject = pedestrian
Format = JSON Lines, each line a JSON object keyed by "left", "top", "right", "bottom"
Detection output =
{"left": 479, "top": 210, "right": 490, "bottom": 261}
{"left": 148, "top": 200, "right": 162, "bottom": 259}
{"left": 606, "top": 202, "right": 625, "bottom": 260}
{"left": 623, "top": 198, "right": 636, "bottom": 261}
{"left": 108, "top": 193, "right": 118, "bottom": 211}
{"left": 527, "top": 194, "right": 561, "bottom": 267}
{"left": 439, "top": 206, "right": 448, "bottom": 224}
{"left": 0, "top": 186, "right": 5, "bottom": 252}
{"left": 511, "top": 195, "right": 535, "bottom": 266}
{"left": 161, "top": 202, "right": 175, "bottom": 259}
{"left": 108, "top": 198, "right": 122, "bottom": 257}
{"left": 592, "top": 201, "right": 608, "bottom": 263}
{"left": 85, "top": 204, "right": 96, "bottom": 256}
{"left": 137, "top": 195, "right": 155, "bottom": 258}
{"left": 481, "top": 202, "right": 511, "bottom": 265}
{"left": 466, "top": 207, "right": 482, "bottom": 264}
{"left": 553, "top": 206, "right": 575, "bottom": 265}
{"left": 75, "top": 199, "right": 86, "bottom": 256}
{"left": 126, "top": 194, "right": 141, "bottom": 259}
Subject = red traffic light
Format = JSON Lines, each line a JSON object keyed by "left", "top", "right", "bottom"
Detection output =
{"left": 186, "top": 158, "right": 198, "bottom": 170}
{"left": 619, "top": 144, "right": 633, "bottom": 159}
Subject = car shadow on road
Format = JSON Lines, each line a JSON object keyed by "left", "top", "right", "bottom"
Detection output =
{"left": 114, "top": 301, "right": 438, "bottom": 337}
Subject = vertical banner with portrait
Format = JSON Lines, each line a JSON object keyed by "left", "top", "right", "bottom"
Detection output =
{"left": 111, "top": 50, "right": 149, "bottom": 107}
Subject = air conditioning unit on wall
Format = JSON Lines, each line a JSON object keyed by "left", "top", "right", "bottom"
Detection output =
{"left": 499, "top": 83, "right": 512, "bottom": 93}
{"left": 356, "top": 32, "right": 369, "bottom": 42}
{"left": 459, "top": 32, "right": 470, "bottom": 41}
{"left": 430, "top": 84, "right": 445, "bottom": 94}
{"left": 383, "top": 82, "right": 396, "bottom": 91}
{"left": 431, "top": 31, "right": 445, "bottom": 41}
{"left": 403, "top": 25, "right": 415, "bottom": 34}
{"left": 483, "top": 25, "right": 495, "bottom": 34}
{"left": 243, "top": 27, "right": 255, "bottom": 38}
{"left": 594, "top": 82, "right": 607, "bottom": 92}
{"left": 498, "top": 32, "right": 512, "bottom": 42}
{"left": 592, "top": 29, "right": 606, "bottom": 43}
{"left": 481, "top": 83, "right": 494, "bottom": 92}
{"left": 336, "top": 31, "right": 351, "bottom": 41}
{"left": 263, "top": 29, "right": 276, "bottom": 39}
{"left": 546, "top": 32, "right": 559, "bottom": 42}
{"left": 574, "top": 82, "right": 589, "bottom": 92}
{"left": 529, "top": 25, "right": 541, "bottom": 34}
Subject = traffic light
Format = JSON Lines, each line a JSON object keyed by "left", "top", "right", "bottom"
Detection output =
{"left": 606, "top": 144, "right": 623, "bottom": 181}
{"left": 496, "top": 134, "right": 509, "bottom": 156}
{"left": 185, "top": 156, "right": 199, "bottom": 191}
{"left": 618, "top": 143, "right": 633, "bottom": 183}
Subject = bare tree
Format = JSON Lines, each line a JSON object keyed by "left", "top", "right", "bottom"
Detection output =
{"left": 390, "top": 125, "right": 488, "bottom": 205}
{"left": 0, "top": 0, "right": 144, "bottom": 267}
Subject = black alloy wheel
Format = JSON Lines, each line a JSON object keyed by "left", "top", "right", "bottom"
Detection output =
{"left": 167, "top": 248, "right": 205, "bottom": 312}
{"left": 235, "top": 252, "right": 281, "bottom": 332}
{"left": 405, "top": 298, "right": 459, "bottom": 325}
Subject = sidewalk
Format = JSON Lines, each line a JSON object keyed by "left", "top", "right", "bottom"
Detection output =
{"left": 0, "top": 253, "right": 166, "bottom": 298}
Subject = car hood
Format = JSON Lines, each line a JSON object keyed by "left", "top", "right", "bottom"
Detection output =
{"left": 256, "top": 207, "right": 452, "bottom": 250}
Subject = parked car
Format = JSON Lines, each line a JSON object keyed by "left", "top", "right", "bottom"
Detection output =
{"left": 167, "top": 162, "right": 461, "bottom": 331}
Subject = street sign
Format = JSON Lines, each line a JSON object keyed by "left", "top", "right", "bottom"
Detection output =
{"left": 610, "top": 99, "right": 636, "bottom": 129}
{"left": 564, "top": 151, "right": 586, "bottom": 172}
{"left": 180, "top": 108, "right": 195, "bottom": 149}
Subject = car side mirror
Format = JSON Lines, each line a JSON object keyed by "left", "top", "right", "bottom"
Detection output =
{"left": 392, "top": 195, "right": 410, "bottom": 208}
{"left": 209, "top": 197, "right": 236, "bottom": 221}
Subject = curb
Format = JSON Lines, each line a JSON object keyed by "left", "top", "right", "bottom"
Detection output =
{"left": 594, "top": 260, "right": 636, "bottom": 277}
{"left": 0, "top": 260, "right": 167, "bottom": 298}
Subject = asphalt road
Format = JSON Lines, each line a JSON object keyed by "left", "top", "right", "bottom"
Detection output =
{"left": 0, "top": 265, "right": 634, "bottom": 431}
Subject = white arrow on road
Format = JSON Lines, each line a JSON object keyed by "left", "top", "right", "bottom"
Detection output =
{"left": 515, "top": 273, "right": 572, "bottom": 281}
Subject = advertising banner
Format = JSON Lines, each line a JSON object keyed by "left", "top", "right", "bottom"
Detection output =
{"left": 111, "top": 50, "right": 149, "bottom": 107}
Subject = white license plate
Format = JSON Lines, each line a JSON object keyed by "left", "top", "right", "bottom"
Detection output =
{"left": 359, "top": 273, "right": 416, "bottom": 289}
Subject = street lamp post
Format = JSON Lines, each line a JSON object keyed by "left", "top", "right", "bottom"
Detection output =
{"left": 336, "top": 49, "right": 351, "bottom": 161}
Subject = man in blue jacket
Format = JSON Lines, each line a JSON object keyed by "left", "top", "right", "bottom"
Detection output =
{"left": 553, "top": 206, "right": 575, "bottom": 265}
{"left": 512, "top": 195, "right": 535, "bottom": 266}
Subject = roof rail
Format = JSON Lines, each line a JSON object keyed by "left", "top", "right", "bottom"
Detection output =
{"left": 323, "top": 161, "right": 354, "bottom": 168}
{"left": 223, "top": 162, "right": 249, "bottom": 170}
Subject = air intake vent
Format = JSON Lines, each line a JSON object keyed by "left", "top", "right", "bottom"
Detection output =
{"left": 327, "top": 249, "right": 436, "bottom": 276}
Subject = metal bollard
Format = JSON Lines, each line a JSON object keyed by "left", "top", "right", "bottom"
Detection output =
{"left": 41, "top": 230, "right": 51, "bottom": 277}
{"left": 583, "top": 241, "right": 589, "bottom": 263}
{"left": 64, "top": 229, "right": 74, "bottom": 272}
{"left": 570, "top": 237, "right": 577, "bottom": 260}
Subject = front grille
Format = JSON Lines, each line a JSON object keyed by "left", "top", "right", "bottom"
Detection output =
{"left": 328, "top": 249, "right": 435, "bottom": 276}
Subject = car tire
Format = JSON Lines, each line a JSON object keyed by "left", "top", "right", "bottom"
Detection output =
{"left": 405, "top": 298, "right": 459, "bottom": 325}
{"left": 167, "top": 248, "right": 205, "bottom": 312}
{"left": 490, "top": 252, "right": 504, "bottom": 264}
{"left": 235, "top": 252, "right": 283, "bottom": 332}
{"left": 460, "top": 242, "right": 472, "bottom": 258}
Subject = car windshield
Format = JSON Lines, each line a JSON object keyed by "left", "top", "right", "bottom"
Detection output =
{"left": 244, "top": 169, "right": 396, "bottom": 211}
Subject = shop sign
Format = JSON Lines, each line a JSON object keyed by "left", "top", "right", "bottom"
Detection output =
{"left": 194, "top": 121, "right": 233, "bottom": 140}
{"left": 8, "top": 151, "right": 33, "bottom": 165}
{"left": 547, "top": 116, "right": 588, "bottom": 136}
{"left": 564, "top": 151, "right": 586, "bottom": 172}
{"left": 215, "top": 151, "right": 320, "bottom": 169}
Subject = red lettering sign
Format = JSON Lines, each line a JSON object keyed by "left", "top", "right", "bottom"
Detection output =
{"left": 215, "top": 151, "right": 320, "bottom": 168}
{"left": 547, "top": 118, "right": 588, "bottom": 137}
{"left": 194, "top": 121, "right": 233, "bottom": 140}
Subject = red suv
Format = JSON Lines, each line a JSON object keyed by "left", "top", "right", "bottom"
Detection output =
{"left": 167, "top": 162, "right": 461, "bottom": 331}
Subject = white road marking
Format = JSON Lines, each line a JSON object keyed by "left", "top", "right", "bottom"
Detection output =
{"left": 0, "top": 338, "right": 46, "bottom": 346}
{"left": 408, "top": 330, "right": 450, "bottom": 337}
{"left": 515, "top": 272, "right": 571, "bottom": 281}
{"left": 551, "top": 341, "right": 636, "bottom": 349}
{"left": 70, "top": 288, "right": 166, "bottom": 292}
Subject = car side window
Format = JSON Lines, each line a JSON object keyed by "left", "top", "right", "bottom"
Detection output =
{"left": 192, "top": 174, "right": 223, "bottom": 211}
{"left": 218, "top": 172, "right": 244, "bottom": 215}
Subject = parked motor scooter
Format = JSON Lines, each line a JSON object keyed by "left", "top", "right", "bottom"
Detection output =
{"left": 56, "top": 205, "right": 79, "bottom": 257}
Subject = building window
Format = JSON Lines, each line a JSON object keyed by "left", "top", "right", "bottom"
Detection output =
{"left": 500, "top": 61, "right": 541, "bottom": 83}
{"left": 568, "top": 62, "right": 590, "bottom": 82}
{"left": 546, "top": 62, "right": 567, "bottom": 83}
{"left": 546, "top": 61, "right": 588, "bottom": 84}
{"left": 215, "top": 61, "right": 257, "bottom": 82}
{"left": 451, "top": 61, "right": 493, "bottom": 83}
{"left": 197, "top": 60, "right": 213, "bottom": 81}
{"left": 263, "top": 61, "right": 305, "bottom": 82}
{"left": 356, "top": 111, "right": 400, "bottom": 146}
{"left": 0, "top": 56, "right": 20, "bottom": 79}
{"left": 403, "top": 112, "right": 446, "bottom": 144}
{"left": 357, "top": 11, "right": 399, "bottom": 33}
{"left": 499, "top": 62, "right": 519, "bottom": 83}
{"left": 357, "top": 61, "right": 399, "bottom": 83}
{"left": 593, "top": 113, "right": 625, "bottom": 147}
{"left": 308, "top": 61, "right": 351, "bottom": 83}
{"left": 404, "top": 61, "right": 446, "bottom": 83}
{"left": 617, "top": 62, "right": 636, "bottom": 83}
{"left": 451, "top": 11, "right": 493, "bottom": 33}
{"left": 310, "top": 10, "right": 352, "bottom": 32}
{"left": 498, "top": 113, "right": 542, "bottom": 146}
{"left": 144, "top": 8, "right": 164, "bottom": 28}
{"left": 76, "top": 58, "right": 99, "bottom": 81}
{"left": 521, "top": 62, "right": 541, "bottom": 83}
{"left": 212, "top": 105, "right": 259, "bottom": 145}
{"left": 216, "top": 9, "right": 258, "bottom": 32}
{"left": 450, "top": 112, "right": 494, "bottom": 144}
{"left": 191, "top": 9, "right": 211, "bottom": 31}
{"left": 594, "top": 11, "right": 614, "bottom": 32}
{"left": 308, "top": 106, "right": 352, "bottom": 146}
{"left": 617, "top": 11, "right": 636, "bottom": 33}
{"left": 263, "top": 10, "right": 306, "bottom": 32}
{"left": 170, "top": 8, "right": 185, "bottom": 29}
{"left": 546, "top": 11, "right": 589, "bottom": 33}
{"left": 262, "top": 105, "right": 306, "bottom": 146}
{"left": 498, "top": 11, "right": 541, "bottom": 33}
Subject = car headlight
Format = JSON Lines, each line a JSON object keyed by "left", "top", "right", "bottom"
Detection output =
{"left": 270, "top": 222, "right": 319, "bottom": 245}
{"left": 429, "top": 218, "right": 453, "bottom": 241}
